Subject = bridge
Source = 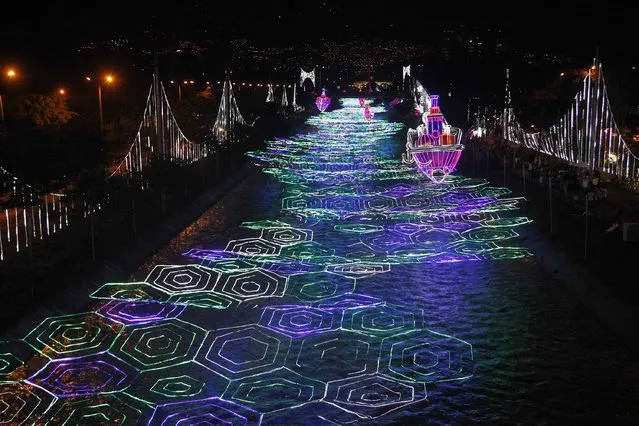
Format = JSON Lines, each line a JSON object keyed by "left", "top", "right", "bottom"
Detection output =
{"left": 466, "top": 63, "right": 639, "bottom": 182}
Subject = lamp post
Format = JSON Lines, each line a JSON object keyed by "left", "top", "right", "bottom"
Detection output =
{"left": 89, "top": 74, "right": 114, "bottom": 135}
{"left": 0, "top": 68, "right": 17, "bottom": 122}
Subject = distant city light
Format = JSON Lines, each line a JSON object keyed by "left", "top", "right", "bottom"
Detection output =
{"left": 6, "top": 69, "right": 16, "bottom": 78}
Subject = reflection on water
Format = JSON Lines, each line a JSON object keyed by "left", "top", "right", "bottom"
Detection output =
{"left": 2, "top": 98, "right": 639, "bottom": 425}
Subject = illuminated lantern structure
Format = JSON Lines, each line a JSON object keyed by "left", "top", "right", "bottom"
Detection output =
{"left": 358, "top": 98, "right": 366, "bottom": 107}
{"left": 403, "top": 95, "right": 464, "bottom": 183}
{"left": 364, "top": 104, "right": 374, "bottom": 121}
{"left": 316, "top": 88, "right": 331, "bottom": 113}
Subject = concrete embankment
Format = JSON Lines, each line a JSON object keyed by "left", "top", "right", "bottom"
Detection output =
{"left": 5, "top": 161, "right": 259, "bottom": 339}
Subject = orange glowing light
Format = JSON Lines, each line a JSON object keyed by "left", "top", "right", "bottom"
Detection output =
{"left": 6, "top": 69, "right": 16, "bottom": 78}
{"left": 58, "top": 88, "right": 65, "bottom": 95}
{"left": 105, "top": 74, "right": 114, "bottom": 83}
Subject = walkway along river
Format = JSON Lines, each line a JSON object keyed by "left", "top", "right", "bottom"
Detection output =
{"left": 1, "top": 98, "right": 638, "bottom": 424}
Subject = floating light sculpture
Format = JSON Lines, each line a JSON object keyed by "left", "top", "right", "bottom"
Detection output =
{"left": 316, "top": 88, "right": 331, "bottom": 113}
{"left": 404, "top": 95, "right": 464, "bottom": 183}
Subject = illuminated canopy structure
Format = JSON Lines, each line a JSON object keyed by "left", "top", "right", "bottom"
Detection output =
{"left": 412, "top": 78, "right": 431, "bottom": 115}
{"left": 403, "top": 95, "right": 464, "bottom": 183}
{"left": 266, "top": 84, "right": 275, "bottom": 103}
{"left": 316, "top": 88, "right": 331, "bottom": 113}
{"left": 403, "top": 65, "right": 411, "bottom": 90}
{"left": 300, "top": 68, "right": 315, "bottom": 88}
{"left": 212, "top": 73, "right": 248, "bottom": 145}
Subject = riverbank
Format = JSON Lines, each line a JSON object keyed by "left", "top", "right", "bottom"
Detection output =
{"left": 0, "top": 109, "right": 311, "bottom": 337}
{"left": 2, "top": 159, "right": 260, "bottom": 339}
{"left": 457, "top": 146, "right": 639, "bottom": 350}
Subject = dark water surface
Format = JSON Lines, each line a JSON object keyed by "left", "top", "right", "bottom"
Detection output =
{"left": 1, "top": 99, "right": 638, "bottom": 425}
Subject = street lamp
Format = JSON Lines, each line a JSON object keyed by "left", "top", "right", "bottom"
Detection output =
{"left": 174, "top": 80, "right": 192, "bottom": 103}
{"left": 0, "top": 67, "right": 18, "bottom": 122}
{"left": 97, "top": 74, "right": 114, "bottom": 134}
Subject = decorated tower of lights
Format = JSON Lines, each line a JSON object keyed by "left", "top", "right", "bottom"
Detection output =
{"left": 316, "top": 88, "right": 331, "bottom": 113}
{"left": 426, "top": 95, "right": 444, "bottom": 136}
{"left": 404, "top": 93, "right": 464, "bottom": 183}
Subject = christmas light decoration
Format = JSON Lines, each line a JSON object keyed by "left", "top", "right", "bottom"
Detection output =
{"left": 212, "top": 73, "right": 249, "bottom": 145}
{"left": 316, "top": 88, "right": 331, "bottom": 113}
{"left": 281, "top": 86, "right": 288, "bottom": 107}
{"left": 266, "top": 84, "right": 274, "bottom": 103}
{"left": 358, "top": 98, "right": 366, "bottom": 107}
{"left": 300, "top": 68, "right": 315, "bottom": 88}
{"left": 403, "top": 95, "right": 465, "bottom": 183}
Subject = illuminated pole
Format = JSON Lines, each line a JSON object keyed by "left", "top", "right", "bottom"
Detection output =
{"left": 98, "top": 84, "right": 104, "bottom": 134}
{"left": 97, "top": 74, "right": 114, "bottom": 135}
{"left": 1, "top": 68, "right": 18, "bottom": 122}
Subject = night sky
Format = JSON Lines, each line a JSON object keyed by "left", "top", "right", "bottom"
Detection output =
{"left": 1, "top": 1, "right": 636, "bottom": 61}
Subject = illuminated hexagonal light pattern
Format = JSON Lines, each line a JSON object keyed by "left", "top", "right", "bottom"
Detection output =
{"left": 24, "top": 312, "right": 121, "bottom": 359}
{"left": 0, "top": 381, "right": 56, "bottom": 424}
{"left": 259, "top": 305, "right": 340, "bottom": 337}
{"left": 27, "top": 352, "right": 137, "bottom": 398}
{"left": 0, "top": 98, "right": 538, "bottom": 423}
{"left": 149, "top": 396, "right": 263, "bottom": 425}
{"left": 213, "top": 268, "right": 287, "bottom": 302}
{"left": 96, "top": 300, "right": 185, "bottom": 325}
{"left": 145, "top": 264, "right": 219, "bottom": 295}
{"left": 323, "top": 373, "right": 427, "bottom": 419}
{"left": 378, "top": 329, "right": 474, "bottom": 383}
{"left": 89, "top": 281, "right": 170, "bottom": 303}
{"left": 287, "top": 329, "right": 380, "bottom": 383}
{"left": 125, "top": 361, "right": 228, "bottom": 406}
{"left": 260, "top": 227, "right": 313, "bottom": 246}
{"left": 113, "top": 319, "right": 206, "bottom": 370}
{"left": 195, "top": 325, "right": 291, "bottom": 381}
{"left": 42, "top": 394, "right": 145, "bottom": 424}
{"left": 0, "top": 340, "right": 35, "bottom": 379}
{"left": 223, "top": 367, "right": 326, "bottom": 413}
{"left": 286, "top": 271, "right": 356, "bottom": 302}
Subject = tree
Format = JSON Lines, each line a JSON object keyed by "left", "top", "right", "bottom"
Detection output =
{"left": 12, "top": 94, "right": 78, "bottom": 126}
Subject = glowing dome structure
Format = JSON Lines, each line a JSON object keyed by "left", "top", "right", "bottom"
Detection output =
{"left": 364, "top": 105, "right": 374, "bottom": 121}
{"left": 316, "top": 88, "right": 331, "bottom": 113}
{"left": 403, "top": 95, "right": 464, "bottom": 183}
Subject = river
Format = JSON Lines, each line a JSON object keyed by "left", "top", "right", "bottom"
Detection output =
{"left": 1, "top": 98, "right": 638, "bottom": 425}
